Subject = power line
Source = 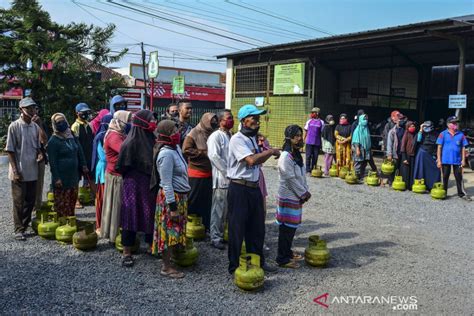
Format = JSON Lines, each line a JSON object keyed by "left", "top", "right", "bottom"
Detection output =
{"left": 225, "top": 0, "right": 335, "bottom": 36}
{"left": 142, "top": 0, "right": 304, "bottom": 41}
{"left": 111, "top": 50, "right": 224, "bottom": 63}
{"left": 73, "top": 2, "right": 242, "bottom": 50}
{"left": 105, "top": 0, "right": 268, "bottom": 46}
{"left": 163, "top": 0, "right": 311, "bottom": 40}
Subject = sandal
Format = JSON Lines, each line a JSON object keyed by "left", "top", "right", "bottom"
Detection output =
{"left": 292, "top": 251, "right": 304, "bottom": 261}
{"left": 279, "top": 260, "right": 300, "bottom": 269}
{"left": 75, "top": 201, "right": 84, "bottom": 209}
{"left": 122, "top": 255, "right": 135, "bottom": 267}
{"left": 160, "top": 269, "right": 185, "bottom": 279}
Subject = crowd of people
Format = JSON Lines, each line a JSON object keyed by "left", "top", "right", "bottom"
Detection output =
{"left": 5, "top": 96, "right": 471, "bottom": 278}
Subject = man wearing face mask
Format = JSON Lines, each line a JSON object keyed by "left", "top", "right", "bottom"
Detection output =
{"left": 207, "top": 110, "right": 233, "bottom": 250}
{"left": 161, "top": 103, "right": 179, "bottom": 121}
{"left": 71, "top": 103, "right": 94, "bottom": 208}
{"left": 436, "top": 116, "right": 470, "bottom": 200}
{"left": 109, "top": 95, "right": 128, "bottom": 115}
{"left": 385, "top": 112, "right": 407, "bottom": 185}
{"left": 6, "top": 97, "right": 43, "bottom": 240}
{"left": 227, "top": 104, "right": 280, "bottom": 274}
{"left": 303, "top": 107, "right": 324, "bottom": 173}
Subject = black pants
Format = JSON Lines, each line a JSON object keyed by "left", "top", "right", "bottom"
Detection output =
{"left": 388, "top": 158, "right": 402, "bottom": 184}
{"left": 276, "top": 224, "right": 297, "bottom": 265}
{"left": 188, "top": 177, "right": 213, "bottom": 230}
{"left": 368, "top": 155, "right": 377, "bottom": 172}
{"left": 122, "top": 230, "right": 152, "bottom": 247}
{"left": 227, "top": 182, "right": 265, "bottom": 274}
{"left": 442, "top": 164, "right": 466, "bottom": 197}
{"left": 11, "top": 181, "right": 37, "bottom": 233}
{"left": 305, "top": 144, "right": 320, "bottom": 172}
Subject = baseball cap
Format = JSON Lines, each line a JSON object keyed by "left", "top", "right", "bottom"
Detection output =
{"left": 390, "top": 110, "right": 400, "bottom": 120}
{"left": 311, "top": 107, "right": 320, "bottom": 113}
{"left": 19, "top": 97, "right": 37, "bottom": 108}
{"left": 75, "top": 102, "right": 91, "bottom": 113}
{"left": 238, "top": 104, "right": 267, "bottom": 121}
{"left": 422, "top": 121, "right": 434, "bottom": 132}
{"left": 446, "top": 116, "right": 459, "bottom": 123}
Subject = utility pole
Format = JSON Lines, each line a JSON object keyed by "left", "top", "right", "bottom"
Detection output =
{"left": 141, "top": 42, "right": 148, "bottom": 109}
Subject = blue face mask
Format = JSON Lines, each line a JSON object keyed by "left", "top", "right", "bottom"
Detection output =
{"left": 125, "top": 123, "right": 131, "bottom": 134}
{"left": 56, "top": 121, "right": 68, "bottom": 132}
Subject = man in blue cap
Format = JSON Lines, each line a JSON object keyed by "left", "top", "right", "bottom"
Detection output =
{"left": 71, "top": 102, "right": 93, "bottom": 208}
{"left": 227, "top": 104, "right": 280, "bottom": 274}
{"left": 109, "top": 95, "right": 127, "bottom": 115}
{"left": 436, "top": 116, "right": 470, "bottom": 200}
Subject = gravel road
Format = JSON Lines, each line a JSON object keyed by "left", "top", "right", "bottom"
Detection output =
{"left": 0, "top": 162, "right": 472, "bottom": 314}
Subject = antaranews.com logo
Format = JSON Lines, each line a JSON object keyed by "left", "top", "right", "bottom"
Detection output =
{"left": 313, "top": 293, "right": 418, "bottom": 311}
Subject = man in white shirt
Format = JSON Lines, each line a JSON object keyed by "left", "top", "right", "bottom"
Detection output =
{"left": 227, "top": 104, "right": 280, "bottom": 274}
{"left": 207, "top": 110, "right": 233, "bottom": 250}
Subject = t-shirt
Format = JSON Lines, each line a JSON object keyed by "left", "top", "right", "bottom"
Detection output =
{"left": 304, "top": 118, "right": 324, "bottom": 146}
{"left": 6, "top": 118, "right": 40, "bottom": 182}
{"left": 227, "top": 132, "right": 260, "bottom": 182}
{"left": 436, "top": 129, "right": 469, "bottom": 165}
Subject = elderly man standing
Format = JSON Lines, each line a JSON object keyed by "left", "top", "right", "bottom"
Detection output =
{"left": 227, "top": 104, "right": 280, "bottom": 274}
{"left": 207, "top": 109, "right": 233, "bottom": 250}
{"left": 6, "top": 97, "right": 43, "bottom": 240}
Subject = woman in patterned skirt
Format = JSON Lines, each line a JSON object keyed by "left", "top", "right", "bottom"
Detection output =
{"left": 151, "top": 120, "right": 190, "bottom": 279}
{"left": 116, "top": 110, "right": 157, "bottom": 267}
{"left": 276, "top": 125, "right": 311, "bottom": 269}
{"left": 335, "top": 113, "right": 352, "bottom": 172}
{"left": 47, "top": 113, "right": 88, "bottom": 217}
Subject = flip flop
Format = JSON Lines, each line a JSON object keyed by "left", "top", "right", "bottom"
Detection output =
{"left": 122, "top": 256, "right": 134, "bottom": 267}
{"left": 160, "top": 269, "right": 185, "bottom": 279}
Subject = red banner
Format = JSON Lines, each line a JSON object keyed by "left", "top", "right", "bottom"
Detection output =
{"left": 144, "top": 83, "right": 224, "bottom": 102}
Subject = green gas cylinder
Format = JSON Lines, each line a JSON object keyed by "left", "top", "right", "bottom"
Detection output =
{"left": 78, "top": 187, "right": 93, "bottom": 205}
{"left": 311, "top": 165, "right": 323, "bottom": 178}
{"left": 56, "top": 216, "right": 77, "bottom": 244}
{"left": 32, "top": 209, "right": 50, "bottom": 234}
{"left": 172, "top": 238, "right": 199, "bottom": 267}
{"left": 339, "top": 166, "right": 349, "bottom": 179}
{"left": 38, "top": 212, "right": 60, "bottom": 240}
{"left": 392, "top": 176, "right": 406, "bottom": 191}
{"left": 329, "top": 165, "right": 338, "bottom": 177}
{"left": 430, "top": 182, "right": 446, "bottom": 200}
{"left": 115, "top": 229, "right": 140, "bottom": 253}
{"left": 412, "top": 179, "right": 427, "bottom": 194}
{"left": 305, "top": 239, "right": 330, "bottom": 268}
{"left": 345, "top": 171, "right": 358, "bottom": 184}
{"left": 73, "top": 222, "right": 98, "bottom": 251}
{"left": 381, "top": 159, "right": 395, "bottom": 175}
{"left": 234, "top": 253, "right": 265, "bottom": 291}
{"left": 366, "top": 171, "right": 380, "bottom": 186}
{"left": 186, "top": 215, "right": 206, "bottom": 240}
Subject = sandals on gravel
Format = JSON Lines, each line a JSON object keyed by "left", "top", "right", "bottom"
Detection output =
{"left": 292, "top": 251, "right": 304, "bottom": 261}
{"left": 122, "top": 256, "right": 135, "bottom": 267}
{"left": 160, "top": 269, "right": 185, "bottom": 279}
{"left": 279, "top": 260, "right": 300, "bottom": 269}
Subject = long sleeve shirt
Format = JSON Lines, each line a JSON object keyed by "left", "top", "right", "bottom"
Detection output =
{"left": 277, "top": 151, "right": 309, "bottom": 201}
{"left": 47, "top": 136, "right": 86, "bottom": 189}
{"left": 157, "top": 146, "right": 191, "bottom": 204}
{"left": 207, "top": 129, "right": 231, "bottom": 189}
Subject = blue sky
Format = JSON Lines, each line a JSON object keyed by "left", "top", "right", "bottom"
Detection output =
{"left": 1, "top": 0, "right": 473, "bottom": 72}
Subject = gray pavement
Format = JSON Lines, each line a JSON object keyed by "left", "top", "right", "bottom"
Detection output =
{"left": 0, "top": 162, "right": 472, "bottom": 314}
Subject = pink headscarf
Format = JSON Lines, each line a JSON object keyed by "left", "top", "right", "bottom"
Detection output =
{"left": 90, "top": 109, "right": 110, "bottom": 135}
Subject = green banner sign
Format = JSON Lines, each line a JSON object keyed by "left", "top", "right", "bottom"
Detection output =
{"left": 172, "top": 75, "right": 185, "bottom": 94}
{"left": 273, "top": 63, "right": 305, "bottom": 95}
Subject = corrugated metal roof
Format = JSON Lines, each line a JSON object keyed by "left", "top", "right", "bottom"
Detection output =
{"left": 217, "top": 15, "right": 474, "bottom": 59}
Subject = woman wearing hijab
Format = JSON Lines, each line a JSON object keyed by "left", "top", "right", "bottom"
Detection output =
{"left": 182, "top": 112, "right": 218, "bottom": 231}
{"left": 100, "top": 110, "right": 132, "bottom": 242}
{"left": 276, "top": 125, "right": 311, "bottom": 269}
{"left": 413, "top": 121, "right": 441, "bottom": 190}
{"left": 321, "top": 115, "right": 336, "bottom": 176}
{"left": 90, "top": 109, "right": 110, "bottom": 136}
{"left": 400, "top": 121, "right": 418, "bottom": 190}
{"left": 47, "top": 113, "right": 88, "bottom": 217}
{"left": 116, "top": 110, "right": 157, "bottom": 267}
{"left": 151, "top": 120, "right": 190, "bottom": 279}
{"left": 91, "top": 114, "right": 113, "bottom": 234}
{"left": 351, "top": 114, "right": 372, "bottom": 180}
{"left": 335, "top": 113, "right": 352, "bottom": 173}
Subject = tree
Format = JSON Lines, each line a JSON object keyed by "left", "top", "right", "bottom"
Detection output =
{"left": 0, "top": 0, "right": 127, "bottom": 122}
